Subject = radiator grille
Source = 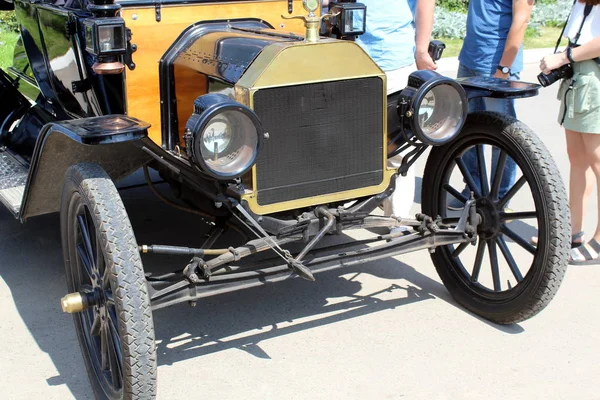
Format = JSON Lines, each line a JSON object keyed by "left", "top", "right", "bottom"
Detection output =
{"left": 253, "top": 78, "right": 384, "bottom": 206}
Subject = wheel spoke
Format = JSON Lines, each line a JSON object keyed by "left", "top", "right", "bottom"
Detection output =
{"left": 77, "top": 215, "right": 96, "bottom": 271}
{"left": 105, "top": 290, "right": 115, "bottom": 306}
{"left": 452, "top": 242, "right": 469, "bottom": 258}
{"left": 501, "top": 225, "right": 537, "bottom": 255}
{"left": 476, "top": 145, "right": 490, "bottom": 196}
{"left": 455, "top": 156, "right": 482, "bottom": 198}
{"left": 471, "top": 239, "right": 486, "bottom": 283}
{"left": 487, "top": 239, "right": 501, "bottom": 292}
{"left": 443, "top": 183, "right": 468, "bottom": 203}
{"left": 95, "top": 228, "right": 104, "bottom": 279}
{"left": 106, "top": 312, "right": 122, "bottom": 388}
{"left": 497, "top": 236, "right": 524, "bottom": 282}
{"left": 102, "top": 265, "right": 111, "bottom": 291}
{"left": 76, "top": 244, "right": 94, "bottom": 281}
{"left": 491, "top": 151, "right": 507, "bottom": 201}
{"left": 90, "top": 312, "right": 102, "bottom": 337}
{"left": 500, "top": 211, "right": 538, "bottom": 221}
{"left": 101, "top": 323, "right": 109, "bottom": 370}
{"left": 498, "top": 176, "right": 527, "bottom": 208}
{"left": 107, "top": 307, "right": 122, "bottom": 362}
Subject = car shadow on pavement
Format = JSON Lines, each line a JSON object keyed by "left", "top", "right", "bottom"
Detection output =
{"left": 0, "top": 184, "right": 525, "bottom": 397}
{"left": 0, "top": 208, "right": 94, "bottom": 399}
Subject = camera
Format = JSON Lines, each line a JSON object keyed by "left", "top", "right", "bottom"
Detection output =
{"left": 428, "top": 40, "right": 446, "bottom": 62}
{"left": 537, "top": 63, "right": 574, "bottom": 87}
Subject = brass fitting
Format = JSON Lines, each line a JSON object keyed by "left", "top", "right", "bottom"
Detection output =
{"left": 60, "top": 292, "right": 88, "bottom": 314}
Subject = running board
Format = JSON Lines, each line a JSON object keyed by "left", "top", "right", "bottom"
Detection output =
{"left": 0, "top": 149, "right": 27, "bottom": 217}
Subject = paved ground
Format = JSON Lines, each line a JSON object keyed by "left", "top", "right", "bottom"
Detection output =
{"left": 1, "top": 59, "right": 599, "bottom": 400}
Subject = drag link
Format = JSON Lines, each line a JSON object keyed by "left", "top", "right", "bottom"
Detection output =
{"left": 139, "top": 244, "right": 229, "bottom": 257}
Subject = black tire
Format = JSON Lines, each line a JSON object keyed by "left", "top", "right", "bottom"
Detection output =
{"left": 422, "top": 112, "right": 570, "bottom": 324}
{"left": 61, "top": 163, "right": 157, "bottom": 399}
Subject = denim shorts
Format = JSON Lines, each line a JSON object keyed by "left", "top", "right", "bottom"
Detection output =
{"left": 558, "top": 60, "right": 600, "bottom": 134}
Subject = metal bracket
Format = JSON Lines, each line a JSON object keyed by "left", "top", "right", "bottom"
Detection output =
{"left": 124, "top": 28, "right": 137, "bottom": 70}
{"left": 398, "top": 144, "right": 427, "bottom": 176}
{"left": 183, "top": 257, "right": 211, "bottom": 282}
{"left": 154, "top": 0, "right": 162, "bottom": 22}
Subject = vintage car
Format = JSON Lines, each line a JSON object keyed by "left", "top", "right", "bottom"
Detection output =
{"left": 0, "top": 0, "right": 570, "bottom": 398}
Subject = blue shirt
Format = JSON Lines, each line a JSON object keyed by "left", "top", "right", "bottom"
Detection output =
{"left": 355, "top": 0, "right": 417, "bottom": 72}
{"left": 459, "top": 0, "right": 524, "bottom": 74}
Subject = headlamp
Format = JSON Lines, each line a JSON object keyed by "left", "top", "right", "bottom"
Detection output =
{"left": 398, "top": 70, "right": 468, "bottom": 146}
{"left": 84, "top": 18, "right": 127, "bottom": 57}
{"left": 328, "top": 1, "right": 367, "bottom": 37}
{"left": 185, "top": 94, "right": 263, "bottom": 180}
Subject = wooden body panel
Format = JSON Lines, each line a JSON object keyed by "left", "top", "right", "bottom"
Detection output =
{"left": 121, "top": 1, "right": 307, "bottom": 144}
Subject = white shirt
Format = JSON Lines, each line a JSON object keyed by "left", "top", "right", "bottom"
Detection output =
{"left": 565, "top": 2, "right": 600, "bottom": 45}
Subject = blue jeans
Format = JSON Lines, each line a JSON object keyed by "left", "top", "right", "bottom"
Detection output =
{"left": 457, "top": 64, "right": 518, "bottom": 199}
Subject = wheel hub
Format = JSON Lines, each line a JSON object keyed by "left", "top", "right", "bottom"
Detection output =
{"left": 475, "top": 197, "right": 500, "bottom": 239}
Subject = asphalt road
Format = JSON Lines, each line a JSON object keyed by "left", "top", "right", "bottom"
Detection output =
{"left": 1, "top": 59, "right": 599, "bottom": 400}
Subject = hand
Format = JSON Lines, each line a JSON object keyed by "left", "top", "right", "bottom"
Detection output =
{"left": 493, "top": 70, "right": 509, "bottom": 80}
{"left": 415, "top": 51, "right": 437, "bottom": 71}
{"left": 539, "top": 52, "right": 568, "bottom": 75}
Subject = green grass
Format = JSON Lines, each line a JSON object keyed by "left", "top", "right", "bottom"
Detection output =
{"left": 0, "top": 29, "right": 18, "bottom": 69}
{"left": 440, "top": 26, "right": 564, "bottom": 58}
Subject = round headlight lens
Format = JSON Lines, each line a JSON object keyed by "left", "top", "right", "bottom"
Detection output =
{"left": 416, "top": 83, "right": 466, "bottom": 144}
{"left": 199, "top": 110, "right": 259, "bottom": 177}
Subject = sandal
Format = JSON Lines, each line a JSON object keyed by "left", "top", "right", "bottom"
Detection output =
{"left": 569, "top": 238, "right": 600, "bottom": 265}
{"left": 531, "top": 231, "right": 584, "bottom": 248}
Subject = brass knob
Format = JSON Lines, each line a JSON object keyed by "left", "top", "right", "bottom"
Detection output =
{"left": 60, "top": 292, "right": 87, "bottom": 314}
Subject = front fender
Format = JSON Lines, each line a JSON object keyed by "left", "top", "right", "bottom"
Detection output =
{"left": 20, "top": 115, "right": 152, "bottom": 220}
{"left": 457, "top": 76, "right": 540, "bottom": 101}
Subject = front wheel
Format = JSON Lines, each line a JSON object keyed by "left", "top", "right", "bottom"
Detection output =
{"left": 61, "top": 163, "right": 157, "bottom": 399}
{"left": 422, "top": 112, "right": 570, "bottom": 324}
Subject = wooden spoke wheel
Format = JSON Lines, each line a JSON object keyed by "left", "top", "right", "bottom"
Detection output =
{"left": 422, "top": 112, "right": 570, "bottom": 324}
{"left": 61, "top": 163, "right": 157, "bottom": 399}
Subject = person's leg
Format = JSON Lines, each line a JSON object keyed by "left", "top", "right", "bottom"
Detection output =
{"left": 483, "top": 73, "right": 520, "bottom": 200}
{"left": 579, "top": 132, "right": 600, "bottom": 241}
{"left": 565, "top": 130, "right": 592, "bottom": 242}
{"left": 447, "top": 65, "right": 486, "bottom": 209}
{"left": 383, "top": 64, "right": 417, "bottom": 220}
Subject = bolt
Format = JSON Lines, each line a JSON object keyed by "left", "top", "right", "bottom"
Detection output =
{"left": 188, "top": 301, "right": 197, "bottom": 307}
{"left": 132, "top": 14, "right": 138, "bottom": 20}
{"left": 264, "top": 132, "right": 270, "bottom": 140}
{"left": 214, "top": 202, "right": 222, "bottom": 208}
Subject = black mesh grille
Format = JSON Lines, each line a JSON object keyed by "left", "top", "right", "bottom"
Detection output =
{"left": 253, "top": 78, "right": 384, "bottom": 206}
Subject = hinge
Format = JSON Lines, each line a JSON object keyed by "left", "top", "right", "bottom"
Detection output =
{"left": 72, "top": 78, "right": 92, "bottom": 93}
{"left": 124, "top": 28, "right": 137, "bottom": 70}
{"left": 154, "top": 0, "right": 162, "bottom": 22}
{"left": 65, "top": 20, "right": 76, "bottom": 36}
{"left": 288, "top": 0, "right": 293, "bottom": 14}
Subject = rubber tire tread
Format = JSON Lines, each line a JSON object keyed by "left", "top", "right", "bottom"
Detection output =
{"left": 422, "top": 112, "right": 570, "bottom": 324}
{"left": 60, "top": 163, "right": 157, "bottom": 399}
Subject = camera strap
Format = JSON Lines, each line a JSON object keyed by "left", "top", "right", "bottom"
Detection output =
{"left": 554, "top": 2, "right": 593, "bottom": 53}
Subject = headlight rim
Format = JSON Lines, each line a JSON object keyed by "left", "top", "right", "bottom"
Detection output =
{"left": 401, "top": 72, "right": 468, "bottom": 146}
{"left": 186, "top": 95, "right": 264, "bottom": 180}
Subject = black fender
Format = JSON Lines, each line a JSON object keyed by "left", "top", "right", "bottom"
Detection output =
{"left": 19, "top": 115, "right": 152, "bottom": 220}
{"left": 0, "top": 0, "right": 13, "bottom": 10}
{"left": 457, "top": 76, "right": 540, "bottom": 101}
